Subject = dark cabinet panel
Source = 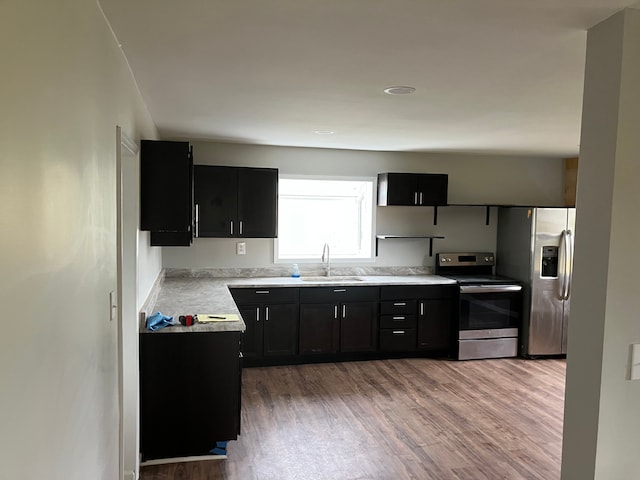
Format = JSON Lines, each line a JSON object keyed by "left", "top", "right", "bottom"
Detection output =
{"left": 194, "top": 165, "right": 237, "bottom": 237}
{"left": 263, "top": 303, "right": 299, "bottom": 356}
{"left": 418, "top": 298, "right": 453, "bottom": 351}
{"left": 238, "top": 305, "right": 262, "bottom": 359}
{"left": 139, "top": 331, "right": 241, "bottom": 461}
{"left": 140, "top": 140, "right": 193, "bottom": 246}
{"left": 377, "top": 172, "right": 448, "bottom": 206}
{"left": 299, "top": 303, "right": 339, "bottom": 354}
{"left": 379, "top": 284, "right": 456, "bottom": 355}
{"left": 380, "top": 314, "right": 417, "bottom": 329}
{"left": 238, "top": 168, "right": 278, "bottom": 238}
{"left": 340, "top": 302, "right": 378, "bottom": 352}
{"left": 299, "top": 287, "right": 379, "bottom": 355}
{"left": 194, "top": 165, "right": 278, "bottom": 238}
{"left": 380, "top": 328, "right": 417, "bottom": 352}
{"left": 231, "top": 288, "right": 299, "bottom": 360}
{"left": 299, "top": 286, "right": 379, "bottom": 303}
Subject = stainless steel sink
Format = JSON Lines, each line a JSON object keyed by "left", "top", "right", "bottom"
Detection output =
{"left": 300, "top": 276, "right": 363, "bottom": 282}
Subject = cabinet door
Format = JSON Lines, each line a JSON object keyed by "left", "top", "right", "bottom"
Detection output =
{"left": 140, "top": 140, "right": 193, "bottom": 245}
{"left": 237, "top": 167, "right": 278, "bottom": 238}
{"left": 340, "top": 302, "right": 378, "bottom": 352}
{"left": 417, "top": 299, "right": 453, "bottom": 351}
{"left": 417, "top": 174, "right": 448, "bottom": 206}
{"left": 194, "top": 165, "right": 238, "bottom": 237}
{"left": 299, "top": 304, "right": 339, "bottom": 354}
{"left": 263, "top": 303, "right": 299, "bottom": 356}
{"left": 377, "top": 173, "right": 418, "bottom": 206}
{"left": 139, "top": 331, "right": 241, "bottom": 461}
{"left": 238, "top": 305, "right": 263, "bottom": 358}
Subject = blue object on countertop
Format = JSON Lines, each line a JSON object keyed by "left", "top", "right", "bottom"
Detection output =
{"left": 145, "top": 312, "right": 174, "bottom": 331}
{"left": 292, "top": 263, "right": 300, "bottom": 278}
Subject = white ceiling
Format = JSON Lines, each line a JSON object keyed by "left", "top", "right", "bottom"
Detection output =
{"left": 100, "top": 0, "right": 640, "bottom": 156}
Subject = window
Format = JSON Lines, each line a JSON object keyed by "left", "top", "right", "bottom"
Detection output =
{"left": 275, "top": 176, "right": 376, "bottom": 262}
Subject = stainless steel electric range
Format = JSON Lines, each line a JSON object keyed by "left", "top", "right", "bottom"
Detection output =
{"left": 435, "top": 252, "right": 523, "bottom": 360}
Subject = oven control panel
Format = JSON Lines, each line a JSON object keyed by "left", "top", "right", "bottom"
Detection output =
{"left": 437, "top": 252, "right": 495, "bottom": 267}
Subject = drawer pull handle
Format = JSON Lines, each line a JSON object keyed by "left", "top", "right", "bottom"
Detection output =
{"left": 392, "top": 330, "right": 405, "bottom": 334}
{"left": 394, "top": 302, "right": 407, "bottom": 306}
{"left": 333, "top": 289, "right": 347, "bottom": 293}
{"left": 255, "top": 290, "right": 270, "bottom": 294}
{"left": 392, "top": 316, "right": 405, "bottom": 320}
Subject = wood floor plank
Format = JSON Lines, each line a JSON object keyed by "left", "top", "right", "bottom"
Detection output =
{"left": 140, "top": 358, "right": 566, "bottom": 480}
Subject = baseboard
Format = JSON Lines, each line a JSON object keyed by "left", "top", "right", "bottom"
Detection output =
{"left": 140, "top": 454, "right": 227, "bottom": 467}
{"left": 124, "top": 471, "right": 137, "bottom": 480}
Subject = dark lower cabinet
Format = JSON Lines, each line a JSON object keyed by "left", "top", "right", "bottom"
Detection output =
{"left": 263, "top": 303, "right": 299, "bottom": 355}
{"left": 418, "top": 298, "right": 453, "bottom": 351}
{"left": 231, "top": 288, "right": 299, "bottom": 362}
{"left": 139, "top": 331, "right": 241, "bottom": 461}
{"left": 299, "top": 287, "right": 379, "bottom": 355}
{"left": 380, "top": 285, "right": 456, "bottom": 356}
{"left": 299, "top": 303, "right": 340, "bottom": 354}
{"left": 340, "top": 302, "right": 378, "bottom": 352}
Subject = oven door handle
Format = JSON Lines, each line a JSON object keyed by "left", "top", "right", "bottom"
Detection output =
{"left": 459, "top": 285, "right": 523, "bottom": 294}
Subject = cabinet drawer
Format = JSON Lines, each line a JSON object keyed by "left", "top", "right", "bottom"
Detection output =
{"left": 380, "top": 314, "right": 416, "bottom": 329}
{"left": 380, "top": 300, "right": 417, "bottom": 315}
{"left": 379, "top": 328, "right": 416, "bottom": 352}
{"left": 380, "top": 285, "right": 456, "bottom": 300}
{"left": 300, "top": 286, "right": 379, "bottom": 304}
{"left": 231, "top": 287, "right": 299, "bottom": 305}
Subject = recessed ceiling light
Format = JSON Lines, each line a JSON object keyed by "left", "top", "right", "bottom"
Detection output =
{"left": 383, "top": 86, "right": 416, "bottom": 95}
{"left": 314, "top": 130, "right": 335, "bottom": 135}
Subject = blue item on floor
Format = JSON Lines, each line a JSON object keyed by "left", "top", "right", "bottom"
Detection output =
{"left": 210, "top": 440, "right": 229, "bottom": 455}
{"left": 145, "top": 312, "right": 174, "bottom": 331}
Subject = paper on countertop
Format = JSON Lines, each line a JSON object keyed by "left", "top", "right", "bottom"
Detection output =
{"left": 197, "top": 314, "right": 240, "bottom": 323}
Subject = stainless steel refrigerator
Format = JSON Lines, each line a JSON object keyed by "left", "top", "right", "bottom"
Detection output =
{"left": 496, "top": 207, "right": 575, "bottom": 356}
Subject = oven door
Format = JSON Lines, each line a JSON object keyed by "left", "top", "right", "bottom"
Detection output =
{"left": 458, "top": 285, "right": 523, "bottom": 331}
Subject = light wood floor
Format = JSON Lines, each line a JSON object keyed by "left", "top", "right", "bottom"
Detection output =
{"left": 140, "top": 358, "right": 566, "bottom": 480}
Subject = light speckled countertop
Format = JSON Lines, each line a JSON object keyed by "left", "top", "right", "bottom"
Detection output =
{"left": 141, "top": 273, "right": 457, "bottom": 334}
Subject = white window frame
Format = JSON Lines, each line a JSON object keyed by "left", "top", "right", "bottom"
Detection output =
{"left": 274, "top": 174, "right": 377, "bottom": 264}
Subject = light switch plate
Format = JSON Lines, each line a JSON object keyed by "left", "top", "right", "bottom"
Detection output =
{"left": 629, "top": 344, "right": 640, "bottom": 381}
{"left": 109, "top": 291, "right": 117, "bottom": 322}
{"left": 236, "top": 242, "right": 246, "bottom": 255}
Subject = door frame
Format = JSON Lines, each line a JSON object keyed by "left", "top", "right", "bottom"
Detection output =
{"left": 116, "top": 126, "right": 140, "bottom": 480}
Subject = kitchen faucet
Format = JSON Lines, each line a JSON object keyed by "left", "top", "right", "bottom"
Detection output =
{"left": 322, "top": 243, "right": 330, "bottom": 277}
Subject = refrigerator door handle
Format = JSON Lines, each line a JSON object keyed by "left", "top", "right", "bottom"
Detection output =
{"left": 565, "top": 229, "right": 574, "bottom": 300}
{"left": 560, "top": 229, "right": 571, "bottom": 300}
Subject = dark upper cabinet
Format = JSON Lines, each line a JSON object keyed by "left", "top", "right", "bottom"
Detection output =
{"left": 194, "top": 165, "right": 278, "bottom": 238}
{"left": 377, "top": 173, "right": 448, "bottom": 206}
{"left": 140, "top": 140, "right": 193, "bottom": 246}
{"left": 194, "top": 165, "right": 237, "bottom": 237}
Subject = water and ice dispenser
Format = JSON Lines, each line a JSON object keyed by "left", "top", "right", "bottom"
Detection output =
{"left": 541, "top": 246, "right": 558, "bottom": 277}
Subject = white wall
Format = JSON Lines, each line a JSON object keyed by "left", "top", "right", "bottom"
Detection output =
{"left": 561, "top": 8, "right": 640, "bottom": 480}
{"left": 0, "top": 1, "right": 158, "bottom": 479}
{"left": 162, "top": 141, "right": 564, "bottom": 269}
